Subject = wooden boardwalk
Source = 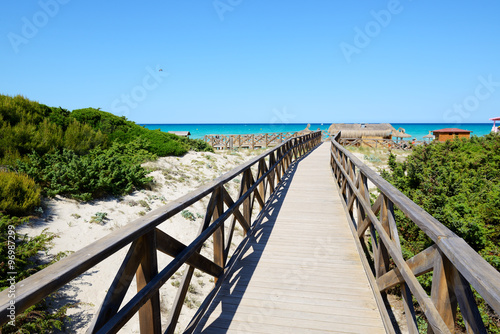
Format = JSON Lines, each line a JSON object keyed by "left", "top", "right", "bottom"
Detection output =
{"left": 194, "top": 143, "right": 386, "bottom": 333}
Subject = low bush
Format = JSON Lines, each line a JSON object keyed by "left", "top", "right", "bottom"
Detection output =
{"left": 17, "top": 140, "right": 154, "bottom": 201}
{"left": 0, "top": 171, "right": 41, "bottom": 216}
{"left": 0, "top": 95, "right": 217, "bottom": 331}
{"left": 0, "top": 96, "right": 109, "bottom": 166}
{"left": 63, "top": 119, "right": 108, "bottom": 155}
{"left": 381, "top": 134, "right": 500, "bottom": 332}
{"left": 72, "top": 107, "right": 213, "bottom": 155}
{"left": 181, "top": 209, "right": 196, "bottom": 221}
{"left": 0, "top": 215, "right": 70, "bottom": 333}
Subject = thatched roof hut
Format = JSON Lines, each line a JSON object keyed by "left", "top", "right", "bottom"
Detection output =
{"left": 297, "top": 124, "right": 312, "bottom": 136}
{"left": 423, "top": 131, "right": 434, "bottom": 141}
{"left": 391, "top": 127, "right": 412, "bottom": 143}
{"left": 392, "top": 127, "right": 411, "bottom": 139}
{"left": 328, "top": 123, "right": 395, "bottom": 139}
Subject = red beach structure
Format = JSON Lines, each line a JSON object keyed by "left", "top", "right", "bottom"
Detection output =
{"left": 432, "top": 128, "right": 472, "bottom": 142}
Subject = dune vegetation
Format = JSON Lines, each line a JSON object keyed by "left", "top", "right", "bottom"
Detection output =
{"left": 382, "top": 135, "right": 500, "bottom": 332}
{"left": 0, "top": 94, "right": 213, "bottom": 333}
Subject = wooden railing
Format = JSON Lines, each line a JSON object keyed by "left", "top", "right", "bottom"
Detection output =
{"left": 204, "top": 130, "right": 334, "bottom": 150}
{"left": 203, "top": 132, "right": 299, "bottom": 149}
{"left": 337, "top": 137, "right": 422, "bottom": 150}
{"left": 330, "top": 132, "right": 500, "bottom": 333}
{"left": 0, "top": 132, "right": 322, "bottom": 333}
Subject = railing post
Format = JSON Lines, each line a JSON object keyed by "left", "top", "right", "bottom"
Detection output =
{"left": 429, "top": 251, "right": 458, "bottom": 333}
{"left": 257, "top": 159, "right": 267, "bottom": 210}
{"left": 136, "top": 230, "right": 161, "bottom": 334}
{"left": 284, "top": 142, "right": 290, "bottom": 171}
{"left": 241, "top": 170, "right": 252, "bottom": 228}
{"left": 212, "top": 186, "right": 225, "bottom": 277}
{"left": 293, "top": 138, "right": 299, "bottom": 160}
{"left": 267, "top": 152, "right": 276, "bottom": 193}
{"left": 429, "top": 250, "right": 487, "bottom": 334}
{"left": 375, "top": 195, "right": 391, "bottom": 278}
{"left": 165, "top": 186, "right": 224, "bottom": 334}
{"left": 385, "top": 197, "right": 419, "bottom": 333}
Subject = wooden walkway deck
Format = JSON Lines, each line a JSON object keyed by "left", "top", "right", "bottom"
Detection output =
{"left": 194, "top": 143, "right": 386, "bottom": 333}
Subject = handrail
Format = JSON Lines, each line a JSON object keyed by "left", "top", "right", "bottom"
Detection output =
{"left": 0, "top": 131, "right": 322, "bottom": 333}
{"left": 330, "top": 132, "right": 500, "bottom": 333}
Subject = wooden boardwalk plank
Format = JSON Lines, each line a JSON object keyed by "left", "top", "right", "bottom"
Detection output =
{"left": 193, "top": 143, "right": 386, "bottom": 333}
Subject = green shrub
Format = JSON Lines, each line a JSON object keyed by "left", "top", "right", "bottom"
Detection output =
{"left": 70, "top": 107, "right": 129, "bottom": 134}
{"left": 0, "top": 214, "right": 70, "bottom": 333}
{"left": 178, "top": 137, "right": 213, "bottom": 152}
{"left": 181, "top": 209, "right": 196, "bottom": 221}
{"left": 1, "top": 299, "right": 72, "bottom": 334}
{"left": 106, "top": 138, "right": 156, "bottom": 165}
{"left": 0, "top": 96, "right": 212, "bottom": 162}
{"left": 0, "top": 120, "right": 38, "bottom": 163}
{"left": 382, "top": 136, "right": 500, "bottom": 270}
{"left": 63, "top": 119, "right": 108, "bottom": 155}
{"left": 90, "top": 212, "right": 108, "bottom": 224}
{"left": 0, "top": 94, "right": 51, "bottom": 126}
{"left": 382, "top": 135, "right": 500, "bottom": 332}
{"left": 0, "top": 172, "right": 41, "bottom": 215}
{"left": 48, "top": 107, "right": 71, "bottom": 130}
{"left": 17, "top": 145, "right": 153, "bottom": 201}
{"left": 111, "top": 126, "right": 189, "bottom": 156}
{"left": 18, "top": 142, "right": 155, "bottom": 201}
{"left": 0, "top": 95, "right": 109, "bottom": 166}
{"left": 72, "top": 107, "right": 213, "bottom": 155}
{"left": 32, "top": 119, "right": 64, "bottom": 155}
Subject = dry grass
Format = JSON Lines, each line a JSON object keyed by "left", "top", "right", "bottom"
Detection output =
{"left": 345, "top": 146, "right": 409, "bottom": 169}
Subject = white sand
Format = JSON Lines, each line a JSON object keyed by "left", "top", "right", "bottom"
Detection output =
{"left": 18, "top": 149, "right": 264, "bottom": 333}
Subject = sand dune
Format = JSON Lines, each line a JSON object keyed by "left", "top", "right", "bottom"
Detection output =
{"left": 19, "top": 149, "right": 263, "bottom": 333}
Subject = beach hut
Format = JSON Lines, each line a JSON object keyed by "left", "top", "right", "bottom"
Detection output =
{"left": 391, "top": 127, "right": 412, "bottom": 143}
{"left": 328, "top": 123, "right": 395, "bottom": 139}
{"left": 423, "top": 131, "right": 435, "bottom": 142}
{"left": 490, "top": 117, "right": 500, "bottom": 133}
{"left": 432, "top": 128, "right": 471, "bottom": 142}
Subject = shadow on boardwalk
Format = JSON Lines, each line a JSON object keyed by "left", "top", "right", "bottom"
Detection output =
{"left": 193, "top": 146, "right": 319, "bottom": 333}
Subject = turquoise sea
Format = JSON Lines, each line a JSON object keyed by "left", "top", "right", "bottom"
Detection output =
{"left": 142, "top": 123, "right": 495, "bottom": 141}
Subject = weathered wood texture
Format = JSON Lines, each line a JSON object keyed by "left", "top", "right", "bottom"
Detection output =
{"left": 193, "top": 143, "right": 387, "bottom": 333}
{"left": 0, "top": 132, "right": 321, "bottom": 333}
{"left": 330, "top": 131, "right": 500, "bottom": 334}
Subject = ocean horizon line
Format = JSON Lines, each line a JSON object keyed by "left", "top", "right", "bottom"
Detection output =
{"left": 141, "top": 122, "right": 492, "bottom": 125}
{"left": 142, "top": 123, "right": 495, "bottom": 141}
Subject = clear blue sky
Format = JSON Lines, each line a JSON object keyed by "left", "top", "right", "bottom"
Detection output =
{"left": 1, "top": 1, "right": 500, "bottom": 124}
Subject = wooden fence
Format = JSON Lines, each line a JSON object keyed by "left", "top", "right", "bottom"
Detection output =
{"left": 0, "top": 132, "right": 322, "bottom": 333}
{"left": 204, "top": 131, "right": 333, "bottom": 150}
{"left": 337, "top": 137, "right": 423, "bottom": 150}
{"left": 204, "top": 131, "right": 429, "bottom": 151}
{"left": 330, "top": 132, "right": 500, "bottom": 333}
{"left": 203, "top": 132, "right": 300, "bottom": 150}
